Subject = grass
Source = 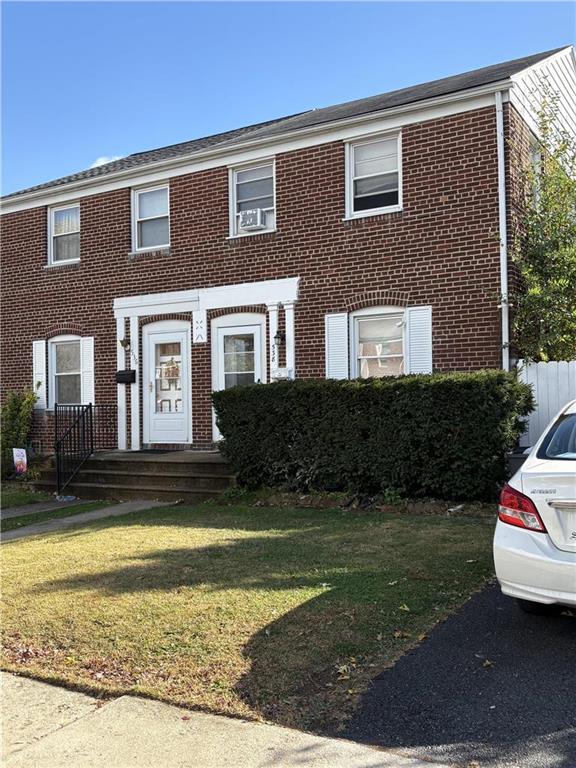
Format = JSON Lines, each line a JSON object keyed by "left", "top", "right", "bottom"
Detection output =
{"left": 1, "top": 501, "right": 110, "bottom": 533}
{"left": 1, "top": 482, "right": 52, "bottom": 509}
{"left": 1, "top": 504, "right": 495, "bottom": 733}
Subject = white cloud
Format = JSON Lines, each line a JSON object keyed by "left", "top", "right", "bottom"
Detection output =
{"left": 90, "top": 155, "right": 123, "bottom": 168}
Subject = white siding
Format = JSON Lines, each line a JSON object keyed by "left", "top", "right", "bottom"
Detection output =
{"left": 406, "top": 306, "right": 433, "bottom": 374}
{"left": 32, "top": 340, "right": 47, "bottom": 409}
{"left": 510, "top": 47, "right": 576, "bottom": 140}
{"left": 518, "top": 360, "right": 576, "bottom": 447}
{"left": 325, "top": 313, "right": 349, "bottom": 379}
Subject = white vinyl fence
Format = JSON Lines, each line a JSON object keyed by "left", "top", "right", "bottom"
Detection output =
{"left": 518, "top": 360, "right": 576, "bottom": 447}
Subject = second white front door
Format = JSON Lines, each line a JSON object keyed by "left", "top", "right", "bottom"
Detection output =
{"left": 211, "top": 314, "right": 267, "bottom": 439}
{"left": 143, "top": 325, "right": 191, "bottom": 444}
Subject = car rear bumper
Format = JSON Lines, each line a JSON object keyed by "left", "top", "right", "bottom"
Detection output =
{"left": 493, "top": 520, "right": 576, "bottom": 607}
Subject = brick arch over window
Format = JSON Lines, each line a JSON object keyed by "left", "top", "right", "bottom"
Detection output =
{"left": 45, "top": 322, "right": 85, "bottom": 338}
{"left": 209, "top": 305, "right": 267, "bottom": 320}
{"left": 139, "top": 313, "right": 191, "bottom": 328}
{"left": 345, "top": 290, "right": 410, "bottom": 313}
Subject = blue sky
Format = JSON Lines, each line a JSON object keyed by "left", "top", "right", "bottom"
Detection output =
{"left": 2, "top": 2, "right": 574, "bottom": 194}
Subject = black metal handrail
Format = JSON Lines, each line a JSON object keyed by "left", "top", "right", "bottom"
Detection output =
{"left": 54, "top": 404, "right": 118, "bottom": 495}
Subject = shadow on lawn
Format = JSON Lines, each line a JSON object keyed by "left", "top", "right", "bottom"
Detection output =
{"left": 28, "top": 512, "right": 450, "bottom": 730}
{"left": 22, "top": 510, "right": 575, "bottom": 765}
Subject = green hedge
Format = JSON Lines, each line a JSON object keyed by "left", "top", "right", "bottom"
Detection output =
{"left": 212, "top": 371, "right": 533, "bottom": 501}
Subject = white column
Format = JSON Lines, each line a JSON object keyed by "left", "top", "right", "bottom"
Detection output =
{"left": 284, "top": 301, "right": 295, "bottom": 379}
{"left": 116, "top": 317, "right": 127, "bottom": 450}
{"left": 129, "top": 315, "right": 140, "bottom": 451}
{"left": 267, "top": 302, "right": 279, "bottom": 381}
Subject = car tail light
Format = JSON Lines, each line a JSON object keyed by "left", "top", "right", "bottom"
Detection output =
{"left": 498, "top": 484, "right": 547, "bottom": 532}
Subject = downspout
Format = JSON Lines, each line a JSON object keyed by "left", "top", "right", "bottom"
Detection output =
{"left": 495, "top": 90, "right": 510, "bottom": 371}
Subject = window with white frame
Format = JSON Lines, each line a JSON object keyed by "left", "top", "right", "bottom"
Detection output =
{"left": 49, "top": 204, "right": 80, "bottom": 264}
{"left": 231, "top": 163, "right": 275, "bottom": 236}
{"left": 132, "top": 185, "right": 170, "bottom": 251}
{"left": 50, "top": 337, "right": 82, "bottom": 405}
{"left": 347, "top": 134, "right": 401, "bottom": 217}
{"left": 352, "top": 309, "right": 405, "bottom": 378}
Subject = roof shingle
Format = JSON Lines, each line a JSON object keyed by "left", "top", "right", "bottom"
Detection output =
{"left": 3, "top": 47, "right": 564, "bottom": 200}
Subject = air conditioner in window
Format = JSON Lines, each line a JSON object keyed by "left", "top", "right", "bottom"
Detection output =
{"left": 239, "top": 208, "right": 266, "bottom": 231}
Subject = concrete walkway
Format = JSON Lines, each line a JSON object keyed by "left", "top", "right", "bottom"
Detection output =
{"left": 1, "top": 500, "right": 172, "bottom": 543}
{"left": 2, "top": 673, "right": 448, "bottom": 768}
{"left": 0, "top": 500, "right": 92, "bottom": 521}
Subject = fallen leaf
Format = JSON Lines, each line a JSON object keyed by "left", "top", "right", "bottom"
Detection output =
{"left": 483, "top": 659, "right": 496, "bottom": 668}
{"left": 398, "top": 604, "right": 410, "bottom": 612}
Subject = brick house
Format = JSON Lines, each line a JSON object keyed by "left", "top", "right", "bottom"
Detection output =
{"left": 1, "top": 46, "right": 575, "bottom": 455}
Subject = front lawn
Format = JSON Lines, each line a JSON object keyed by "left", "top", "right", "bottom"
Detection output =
{"left": 1, "top": 504, "right": 495, "bottom": 732}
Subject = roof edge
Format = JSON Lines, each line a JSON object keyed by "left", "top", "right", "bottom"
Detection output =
{"left": 1, "top": 78, "right": 513, "bottom": 213}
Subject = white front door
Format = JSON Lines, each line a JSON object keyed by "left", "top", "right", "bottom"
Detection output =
{"left": 211, "top": 315, "right": 267, "bottom": 440}
{"left": 143, "top": 326, "right": 191, "bottom": 444}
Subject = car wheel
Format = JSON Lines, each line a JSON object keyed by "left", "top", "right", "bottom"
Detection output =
{"left": 516, "top": 598, "right": 560, "bottom": 615}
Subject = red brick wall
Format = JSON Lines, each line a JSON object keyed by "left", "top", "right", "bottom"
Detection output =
{"left": 1, "top": 105, "right": 510, "bottom": 451}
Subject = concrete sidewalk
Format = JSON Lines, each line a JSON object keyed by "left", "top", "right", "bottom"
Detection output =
{"left": 1, "top": 500, "right": 172, "bottom": 542}
{"left": 0, "top": 500, "right": 93, "bottom": 520}
{"left": 2, "top": 673, "right": 449, "bottom": 768}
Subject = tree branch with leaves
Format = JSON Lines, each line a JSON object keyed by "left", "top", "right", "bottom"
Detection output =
{"left": 510, "top": 92, "right": 576, "bottom": 362}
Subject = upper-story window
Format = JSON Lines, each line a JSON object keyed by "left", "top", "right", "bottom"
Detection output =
{"left": 346, "top": 134, "right": 401, "bottom": 218}
{"left": 230, "top": 162, "right": 275, "bottom": 236}
{"left": 132, "top": 185, "right": 170, "bottom": 251}
{"left": 49, "top": 204, "right": 80, "bottom": 264}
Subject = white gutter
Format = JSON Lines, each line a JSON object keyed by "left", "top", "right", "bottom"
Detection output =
{"left": 495, "top": 90, "right": 510, "bottom": 371}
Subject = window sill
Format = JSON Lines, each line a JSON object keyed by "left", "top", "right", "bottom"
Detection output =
{"left": 226, "top": 229, "right": 277, "bottom": 241}
{"left": 128, "top": 247, "right": 171, "bottom": 259}
{"left": 44, "top": 260, "right": 81, "bottom": 269}
{"left": 343, "top": 206, "right": 403, "bottom": 221}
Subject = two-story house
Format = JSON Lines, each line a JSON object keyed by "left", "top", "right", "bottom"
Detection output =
{"left": 1, "top": 46, "right": 575, "bottom": 457}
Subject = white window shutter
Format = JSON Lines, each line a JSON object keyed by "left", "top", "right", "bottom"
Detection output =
{"left": 80, "top": 336, "right": 95, "bottom": 404}
{"left": 32, "top": 340, "right": 47, "bottom": 409}
{"left": 325, "top": 313, "right": 349, "bottom": 379}
{"left": 406, "top": 306, "right": 433, "bottom": 374}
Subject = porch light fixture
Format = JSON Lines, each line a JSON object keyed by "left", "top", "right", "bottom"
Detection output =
{"left": 274, "top": 330, "right": 285, "bottom": 347}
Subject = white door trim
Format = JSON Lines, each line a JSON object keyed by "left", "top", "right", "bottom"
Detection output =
{"left": 211, "top": 313, "right": 267, "bottom": 440}
{"left": 142, "top": 319, "right": 192, "bottom": 444}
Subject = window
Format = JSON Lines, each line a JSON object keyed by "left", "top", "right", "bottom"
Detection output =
{"left": 537, "top": 414, "right": 576, "bottom": 461}
{"left": 49, "top": 204, "right": 80, "bottom": 264}
{"left": 50, "top": 338, "right": 81, "bottom": 405}
{"left": 351, "top": 309, "right": 405, "bottom": 378}
{"left": 46, "top": 335, "right": 94, "bottom": 409}
{"left": 132, "top": 185, "right": 170, "bottom": 251}
{"left": 231, "top": 162, "right": 275, "bottom": 236}
{"left": 346, "top": 134, "right": 401, "bottom": 217}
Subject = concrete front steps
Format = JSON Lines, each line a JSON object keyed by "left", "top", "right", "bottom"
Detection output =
{"left": 34, "top": 451, "right": 236, "bottom": 504}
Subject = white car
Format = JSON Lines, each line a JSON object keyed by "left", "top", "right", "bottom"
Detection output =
{"left": 494, "top": 399, "right": 576, "bottom": 613}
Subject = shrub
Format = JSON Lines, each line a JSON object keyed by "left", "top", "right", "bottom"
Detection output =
{"left": 212, "top": 371, "right": 533, "bottom": 502}
{"left": 1, "top": 389, "right": 37, "bottom": 479}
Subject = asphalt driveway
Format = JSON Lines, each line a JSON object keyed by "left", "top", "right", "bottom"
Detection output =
{"left": 344, "top": 583, "right": 576, "bottom": 768}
